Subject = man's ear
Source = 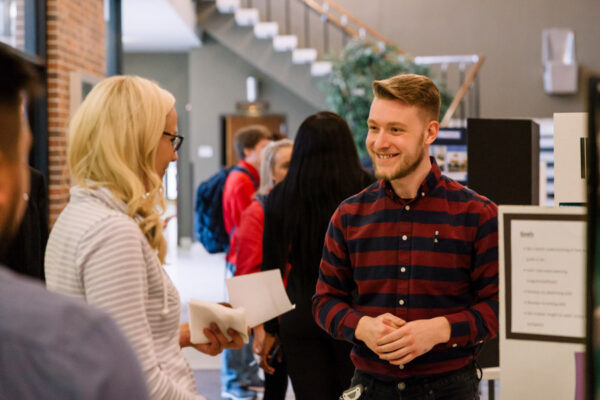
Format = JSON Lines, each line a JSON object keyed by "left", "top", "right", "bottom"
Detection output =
{"left": 424, "top": 120, "right": 439, "bottom": 145}
{"left": 242, "top": 147, "right": 252, "bottom": 160}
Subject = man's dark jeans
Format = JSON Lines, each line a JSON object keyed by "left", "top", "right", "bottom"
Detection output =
{"left": 346, "top": 363, "right": 480, "bottom": 400}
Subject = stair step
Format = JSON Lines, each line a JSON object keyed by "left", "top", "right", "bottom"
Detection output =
{"left": 254, "top": 22, "right": 278, "bottom": 39}
{"left": 311, "top": 61, "right": 333, "bottom": 77}
{"left": 216, "top": 0, "right": 240, "bottom": 13}
{"left": 273, "top": 35, "right": 298, "bottom": 52}
{"left": 292, "top": 48, "right": 318, "bottom": 64}
{"left": 234, "top": 8, "right": 259, "bottom": 26}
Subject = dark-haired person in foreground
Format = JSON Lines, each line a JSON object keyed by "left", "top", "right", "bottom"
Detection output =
{"left": 313, "top": 74, "right": 498, "bottom": 400}
{"left": 0, "top": 166, "right": 49, "bottom": 281}
{"left": 0, "top": 43, "right": 149, "bottom": 399}
{"left": 262, "top": 111, "right": 375, "bottom": 400}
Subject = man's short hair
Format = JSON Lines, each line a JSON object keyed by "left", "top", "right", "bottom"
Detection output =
{"left": 372, "top": 74, "right": 441, "bottom": 122}
{"left": 0, "top": 43, "right": 40, "bottom": 163}
{"left": 233, "top": 125, "right": 271, "bottom": 160}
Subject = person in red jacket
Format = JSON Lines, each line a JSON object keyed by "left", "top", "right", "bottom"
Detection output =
{"left": 235, "top": 139, "right": 293, "bottom": 400}
{"left": 223, "top": 125, "right": 271, "bottom": 272}
{"left": 222, "top": 125, "right": 271, "bottom": 400}
{"left": 235, "top": 139, "right": 292, "bottom": 277}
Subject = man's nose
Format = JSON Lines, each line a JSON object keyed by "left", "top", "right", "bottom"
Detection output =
{"left": 374, "top": 131, "right": 390, "bottom": 149}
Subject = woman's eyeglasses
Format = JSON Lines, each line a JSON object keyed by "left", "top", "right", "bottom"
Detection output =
{"left": 163, "top": 132, "right": 184, "bottom": 151}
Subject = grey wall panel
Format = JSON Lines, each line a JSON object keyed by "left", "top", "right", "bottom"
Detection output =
{"left": 335, "top": 0, "right": 600, "bottom": 118}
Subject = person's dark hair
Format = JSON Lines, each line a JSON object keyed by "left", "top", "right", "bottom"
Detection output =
{"left": 0, "top": 43, "right": 40, "bottom": 162}
{"left": 233, "top": 125, "right": 271, "bottom": 160}
{"left": 263, "top": 111, "right": 374, "bottom": 283}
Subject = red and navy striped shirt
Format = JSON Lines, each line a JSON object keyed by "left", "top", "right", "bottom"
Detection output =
{"left": 313, "top": 158, "right": 498, "bottom": 381}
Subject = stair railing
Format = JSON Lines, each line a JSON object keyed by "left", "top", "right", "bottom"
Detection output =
{"left": 240, "top": 0, "right": 482, "bottom": 124}
{"left": 415, "top": 55, "right": 486, "bottom": 127}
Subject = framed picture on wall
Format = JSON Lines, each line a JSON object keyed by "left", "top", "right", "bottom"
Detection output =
{"left": 69, "top": 71, "right": 102, "bottom": 117}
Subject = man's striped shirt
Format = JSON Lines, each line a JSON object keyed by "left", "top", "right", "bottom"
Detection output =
{"left": 313, "top": 159, "right": 498, "bottom": 381}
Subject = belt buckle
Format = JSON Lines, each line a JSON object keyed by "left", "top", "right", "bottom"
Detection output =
{"left": 340, "top": 384, "right": 364, "bottom": 400}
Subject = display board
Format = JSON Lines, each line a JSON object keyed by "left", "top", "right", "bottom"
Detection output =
{"left": 500, "top": 205, "right": 586, "bottom": 400}
{"left": 554, "top": 113, "right": 589, "bottom": 205}
{"left": 587, "top": 75, "right": 600, "bottom": 400}
{"left": 467, "top": 118, "right": 540, "bottom": 206}
{"left": 430, "top": 128, "right": 467, "bottom": 184}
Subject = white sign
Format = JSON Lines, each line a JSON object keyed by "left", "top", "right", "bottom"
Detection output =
{"left": 507, "top": 214, "right": 586, "bottom": 341}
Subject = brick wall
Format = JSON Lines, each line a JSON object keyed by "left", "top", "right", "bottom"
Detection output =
{"left": 47, "top": 0, "right": 105, "bottom": 225}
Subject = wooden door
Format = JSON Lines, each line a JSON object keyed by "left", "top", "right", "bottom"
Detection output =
{"left": 221, "top": 114, "right": 286, "bottom": 167}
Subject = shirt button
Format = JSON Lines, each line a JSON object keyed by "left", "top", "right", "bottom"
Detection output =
{"left": 397, "top": 382, "right": 406, "bottom": 390}
{"left": 399, "top": 299, "right": 405, "bottom": 306}
{"left": 452, "top": 343, "right": 458, "bottom": 348}
{"left": 400, "top": 267, "right": 406, "bottom": 273}
{"left": 399, "top": 364, "right": 405, "bottom": 370}
{"left": 405, "top": 205, "right": 410, "bottom": 211}
{"left": 402, "top": 235, "right": 408, "bottom": 241}
{"left": 421, "top": 192, "right": 425, "bottom": 197}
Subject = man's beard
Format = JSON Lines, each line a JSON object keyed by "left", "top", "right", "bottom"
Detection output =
{"left": 370, "top": 144, "right": 427, "bottom": 182}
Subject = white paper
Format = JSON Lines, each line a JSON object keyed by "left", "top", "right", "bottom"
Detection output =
{"left": 187, "top": 300, "right": 249, "bottom": 344}
{"left": 226, "top": 269, "right": 295, "bottom": 328}
{"left": 510, "top": 219, "right": 586, "bottom": 338}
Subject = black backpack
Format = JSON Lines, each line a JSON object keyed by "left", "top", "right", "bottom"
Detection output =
{"left": 194, "top": 165, "right": 257, "bottom": 254}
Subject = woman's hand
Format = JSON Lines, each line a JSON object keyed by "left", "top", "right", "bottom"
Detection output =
{"left": 253, "top": 324, "right": 266, "bottom": 355}
{"left": 179, "top": 322, "right": 245, "bottom": 356}
{"left": 259, "top": 332, "right": 279, "bottom": 375}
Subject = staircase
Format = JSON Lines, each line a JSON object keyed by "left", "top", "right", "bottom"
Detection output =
{"left": 196, "top": 0, "right": 335, "bottom": 109}
{"left": 195, "top": 0, "right": 484, "bottom": 124}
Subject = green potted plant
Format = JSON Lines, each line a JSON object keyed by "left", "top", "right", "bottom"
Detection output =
{"left": 322, "top": 40, "right": 452, "bottom": 158}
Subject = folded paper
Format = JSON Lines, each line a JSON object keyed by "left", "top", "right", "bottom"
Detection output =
{"left": 226, "top": 269, "right": 295, "bottom": 328}
{"left": 188, "top": 300, "right": 249, "bottom": 344}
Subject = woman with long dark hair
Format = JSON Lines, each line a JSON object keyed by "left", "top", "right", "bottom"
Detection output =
{"left": 261, "top": 111, "right": 374, "bottom": 400}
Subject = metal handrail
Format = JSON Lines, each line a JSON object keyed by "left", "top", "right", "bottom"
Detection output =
{"left": 414, "top": 54, "right": 485, "bottom": 125}
{"left": 296, "top": 0, "right": 402, "bottom": 53}
{"left": 240, "top": 0, "right": 483, "bottom": 123}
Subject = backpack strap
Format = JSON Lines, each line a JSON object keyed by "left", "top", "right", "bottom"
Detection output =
{"left": 254, "top": 193, "right": 267, "bottom": 209}
{"left": 231, "top": 165, "right": 259, "bottom": 189}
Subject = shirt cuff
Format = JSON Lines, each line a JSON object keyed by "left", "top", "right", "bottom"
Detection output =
{"left": 443, "top": 312, "right": 473, "bottom": 348}
{"left": 343, "top": 310, "right": 367, "bottom": 344}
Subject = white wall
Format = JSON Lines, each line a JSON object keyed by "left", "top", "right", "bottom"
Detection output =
{"left": 335, "top": 0, "right": 600, "bottom": 119}
{"left": 189, "top": 36, "right": 318, "bottom": 186}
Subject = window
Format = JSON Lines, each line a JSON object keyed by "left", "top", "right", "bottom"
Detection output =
{"left": 0, "top": 0, "right": 23, "bottom": 50}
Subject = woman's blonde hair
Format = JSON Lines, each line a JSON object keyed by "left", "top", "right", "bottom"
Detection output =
{"left": 257, "top": 139, "right": 293, "bottom": 195}
{"left": 67, "top": 75, "right": 174, "bottom": 264}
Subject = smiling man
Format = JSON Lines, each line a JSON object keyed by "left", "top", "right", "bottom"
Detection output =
{"left": 313, "top": 74, "right": 498, "bottom": 400}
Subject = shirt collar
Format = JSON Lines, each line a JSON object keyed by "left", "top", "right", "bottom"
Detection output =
{"left": 239, "top": 160, "right": 259, "bottom": 181}
{"left": 70, "top": 183, "right": 129, "bottom": 216}
{"left": 381, "top": 156, "right": 441, "bottom": 203}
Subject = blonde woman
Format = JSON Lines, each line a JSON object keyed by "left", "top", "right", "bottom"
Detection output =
{"left": 45, "top": 76, "right": 244, "bottom": 400}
